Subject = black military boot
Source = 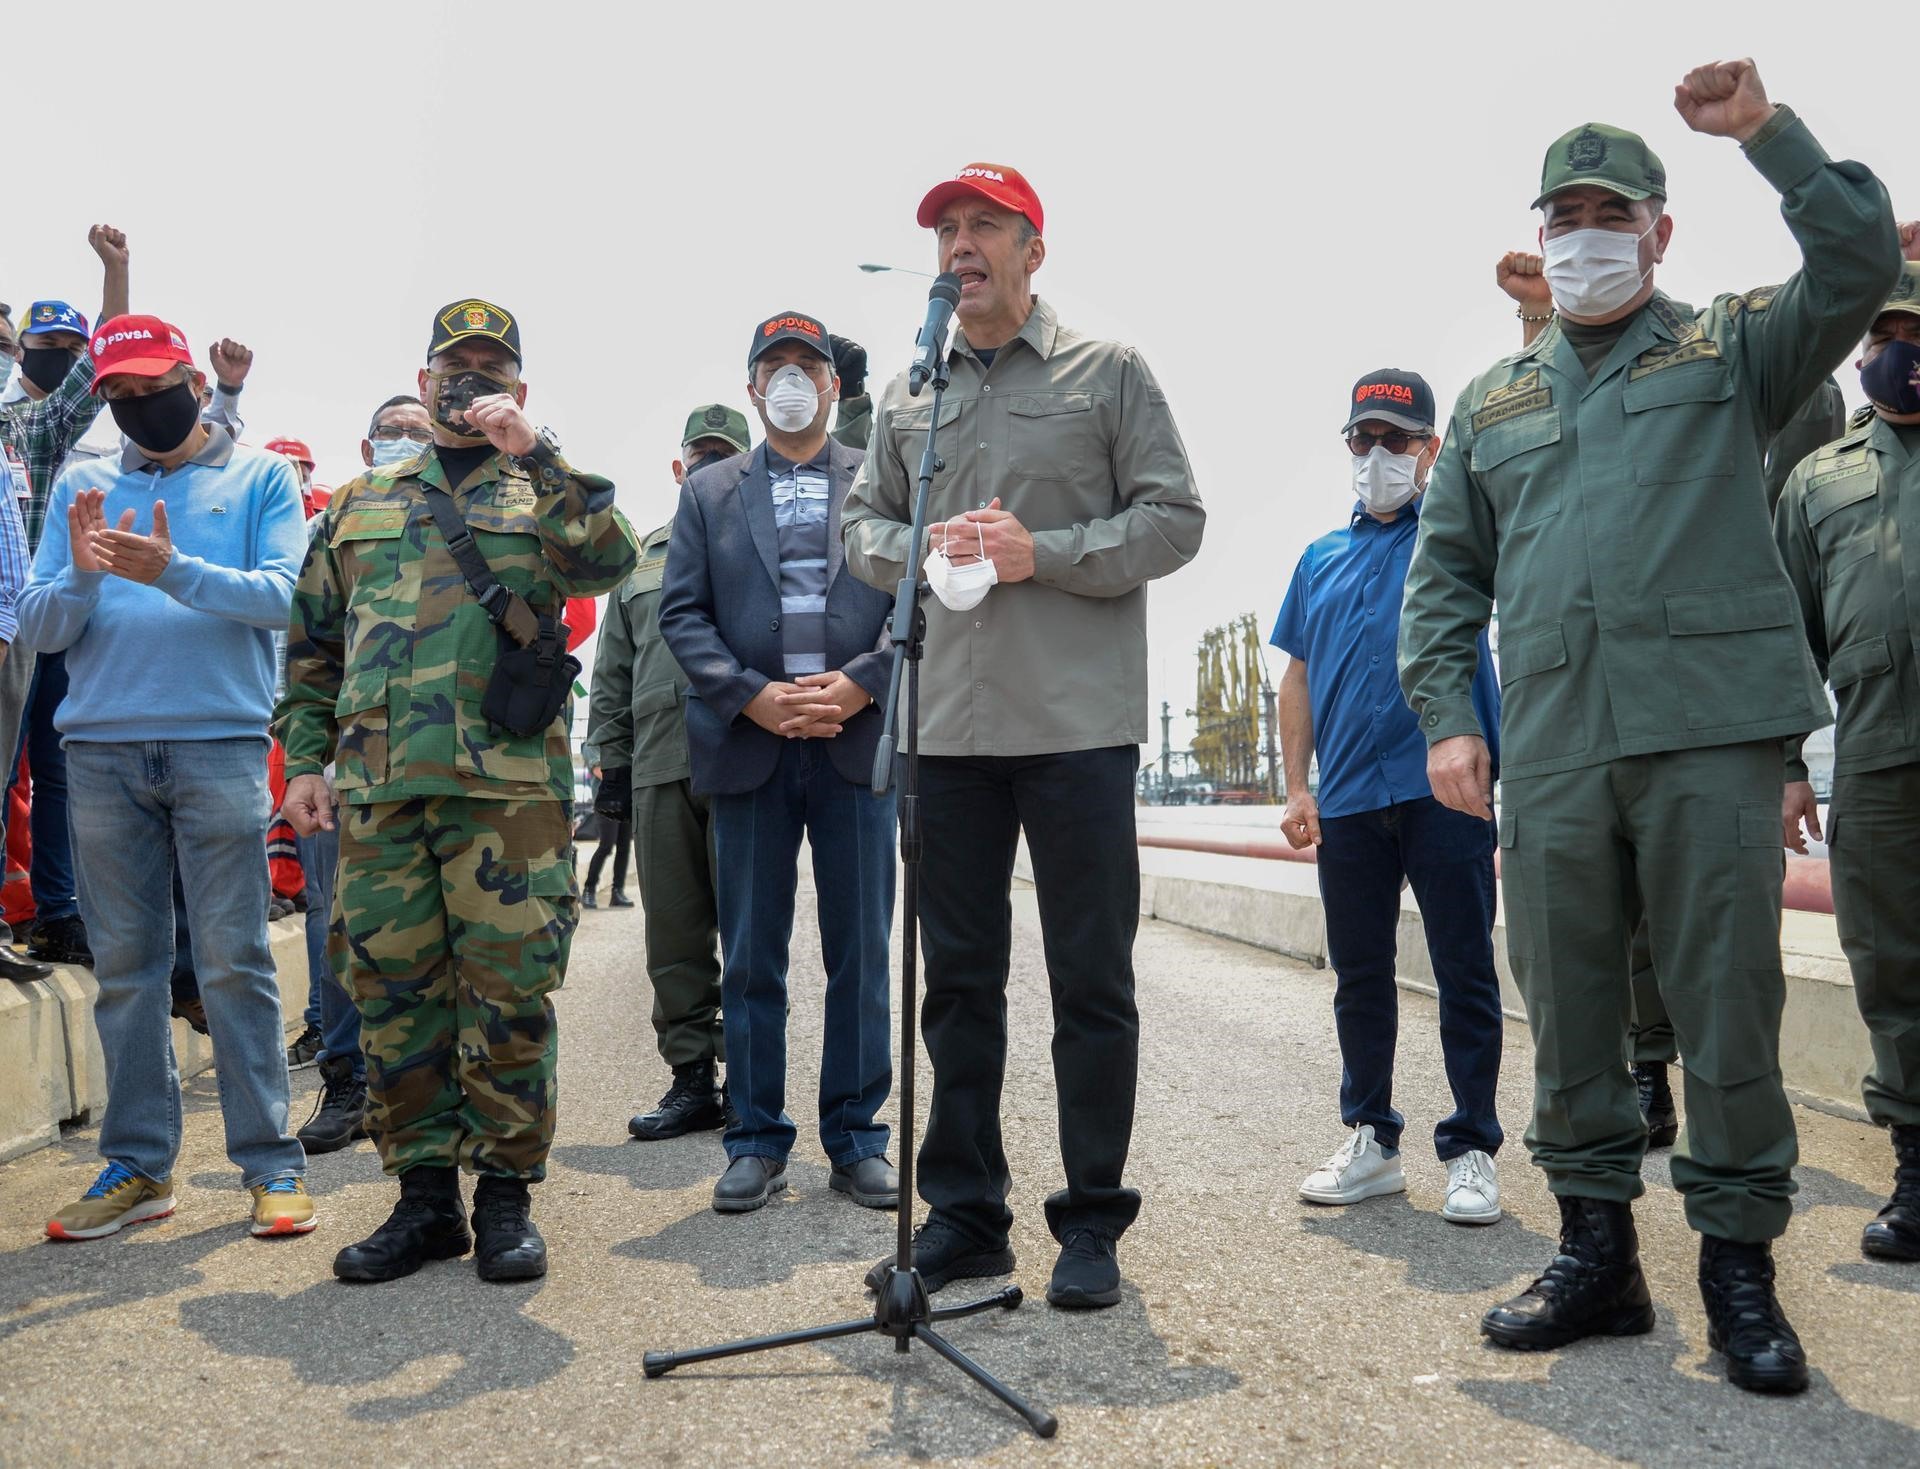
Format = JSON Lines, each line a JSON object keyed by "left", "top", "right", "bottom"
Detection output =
{"left": 1481, "top": 1195, "right": 1656, "bottom": 1350}
{"left": 297, "top": 1055, "right": 369, "bottom": 1155}
{"left": 1699, "top": 1235, "right": 1809, "bottom": 1394}
{"left": 1862, "top": 1123, "right": 1920, "bottom": 1262}
{"left": 1633, "top": 1062, "right": 1679, "bottom": 1149}
{"left": 627, "top": 1059, "right": 725, "bottom": 1141}
{"left": 333, "top": 1166, "right": 470, "bottom": 1283}
{"left": 472, "top": 1176, "right": 547, "bottom": 1282}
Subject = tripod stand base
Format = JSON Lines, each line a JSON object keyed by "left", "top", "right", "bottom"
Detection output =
{"left": 643, "top": 1269, "right": 1056, "bottom": 1438}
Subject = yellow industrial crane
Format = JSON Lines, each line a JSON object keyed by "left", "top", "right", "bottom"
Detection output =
{"left": 1188, "top": 612, "right": 1278, "bottom": 802}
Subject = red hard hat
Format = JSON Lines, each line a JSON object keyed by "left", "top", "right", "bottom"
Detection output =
{"left": 265, "top": 437, "right": 315, "bottom": 468}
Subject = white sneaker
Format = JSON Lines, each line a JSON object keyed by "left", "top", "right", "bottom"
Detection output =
{"left": 1441, "top": 1149, "right": 1502, "bottom": 1225}
{"left": 1299, "top": 1125, "right": 1407, "bottom": 1205}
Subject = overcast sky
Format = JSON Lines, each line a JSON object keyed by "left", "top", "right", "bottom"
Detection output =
{"left": 9, "top": 2, "right": 1911, "bottom": 755}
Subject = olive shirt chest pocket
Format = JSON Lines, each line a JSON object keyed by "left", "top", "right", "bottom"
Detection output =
{"left": 1620, "top": 365, "right": 1736, "bottom": 484}
{"left": 1804, "top": 470, "right": 1879, "bottom": 579}
{"left": 1469, "top": 410, "right": 1563, "bottom": 528}
{"left": 1005, "top": 392, "right": 1095, "bottom": 482}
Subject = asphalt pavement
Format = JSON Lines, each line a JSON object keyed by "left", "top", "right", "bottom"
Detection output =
{"left": 2, "top": 862, "right": 1916, "bottom": 1467}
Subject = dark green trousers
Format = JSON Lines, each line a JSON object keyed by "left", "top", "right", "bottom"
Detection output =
{"left": 1627, "top": 913, "right": 1678, "bottom": 1065}
{"left": 1831, "top": 761, "right": 1920, "bottom": 1129}
{"left": 1499, "top": 741, "right": 1797, "bottom": 1241}
{"left": 631, "top": 777, "right": 724, "bottom": 1068}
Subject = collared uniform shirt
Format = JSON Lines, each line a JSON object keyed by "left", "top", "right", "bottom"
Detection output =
{"left": 842, "top": 296, "right": 1205, "bottom": 756}
{"left": 1274, "top": 499, "right": 1500, "bottom": 820}
{"left": 1775, "top": 415, "right": 1920, "bottom": 779}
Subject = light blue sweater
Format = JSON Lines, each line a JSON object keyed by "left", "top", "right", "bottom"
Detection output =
{"left": 18, "top": 431, "right": 308, "bottom": 744}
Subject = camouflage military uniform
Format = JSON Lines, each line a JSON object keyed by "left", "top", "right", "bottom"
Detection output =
{"left": 276, "top": 444, "right": 635, "bottom": 1180}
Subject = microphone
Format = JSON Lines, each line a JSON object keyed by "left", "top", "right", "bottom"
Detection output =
{"left": 907, "top": 273, "right": 963, "bottom": 396}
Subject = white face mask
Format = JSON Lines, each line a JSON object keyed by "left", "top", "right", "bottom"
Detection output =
{"left": 759, "top": 364, "right": 825, "bottom": 434}
{"left": 1542, "top": 221, "right": 1656, "bottom": 319}
{"left": 1352, "top": 445, "right": 1421, "bottom": 516}
{"left": 370, "top": 435, "right": 425, "bottom": 467}
{"left": 924, "top": 520, "right": 998, "bottom": 611}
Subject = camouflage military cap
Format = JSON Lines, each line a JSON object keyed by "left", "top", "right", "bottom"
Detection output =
{"left": 1533, "top": 124, "right": 1667, "bottom": 210}
{"left": 428, "top": 298, "right": 521, "bottom": 364}
{"left": 681, "top": 403, "right": 751, "bottom": 455}
{"left": 1875, "top": 261, "right": 1920, "bottom": 320}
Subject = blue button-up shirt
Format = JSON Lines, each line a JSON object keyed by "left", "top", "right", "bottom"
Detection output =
{"left": 1271, "top": 498, "right": 1500, "bottom": 820}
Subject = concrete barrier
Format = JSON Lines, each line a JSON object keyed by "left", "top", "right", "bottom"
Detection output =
{"left": 0, "top": 917, "right": 312, "bottom": 1165}
{"left": 1017, "top": 837, "right": 1878, "bottom": 1122}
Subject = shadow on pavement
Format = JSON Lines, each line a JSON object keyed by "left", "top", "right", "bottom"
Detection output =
{"left": 550, "top": 1138, "right": 727, "bottom": 1194}
{"left": 1829, "top": 1259, "right": 1920, "bottom": 1295}
{"left": 1297, "top": 1196, "right": 1554, "bottom": 1295}
{"left": 1459, "top": 1332, "right": 1920, "bottom": 1469}
{"left": 179, "top": 1278, "right": 574, "bottom": 1422}
{"left": 0, "top": 1222, "right": 237, "bottom": 1345}
{"left": 1793, "top": 1165, "right": 1885, "bottom": 1215}
{"left": 611, "top": 1164, "right": 893, "bottom": 1289}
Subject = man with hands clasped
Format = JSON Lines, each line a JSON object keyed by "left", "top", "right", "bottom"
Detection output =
{"left": 658, "top": 310, "right": 899, "bottom": 1217}
{"left": 1400, "top": 59, "right": 1900, "bottom": 1394}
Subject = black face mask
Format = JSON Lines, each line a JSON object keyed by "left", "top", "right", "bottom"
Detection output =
{"left": 109, "top": 381, "right": 202, "bottom": 457}
{"left": 20, "top": 346, "right": 76, "bottom": 396}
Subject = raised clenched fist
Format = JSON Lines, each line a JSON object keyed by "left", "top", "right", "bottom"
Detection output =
{"left": 1673, "top": 58, "right": 1775, "bottom": 143}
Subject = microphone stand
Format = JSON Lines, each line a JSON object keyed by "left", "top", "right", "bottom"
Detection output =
{"left": 642, "top": 353, "right": 1057, "bottom": 1438}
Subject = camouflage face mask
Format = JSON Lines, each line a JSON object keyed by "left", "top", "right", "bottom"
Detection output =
{"left": 427, "top": 367, "right": 517, "bottom": 441}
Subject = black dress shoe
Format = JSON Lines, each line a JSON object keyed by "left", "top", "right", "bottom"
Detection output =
{"left": 829, "top": 1155, "right": 899, "bottom": 1209}
{"left": 1482, "top": 1195, "right": 1656, "bottom": 1350}
{"left": 0, "top": 946, "right": 53, "bottom": 983}
{"left": 1633, "top": 1062, "right": 1679, "bottom": 1149}
{"left": 1699, "top": 1235, "right": 1809, "bottom": 1394}
{"left": 629, "top": 1059, "right": 725, "bottom": 1141}
{"left": 712, "top": 1156, "right": 786, "bottom": 1213}
{"left": 581, "top": 889, "right": 598, "bottom": 910}
{"left": 865, "top": 1218, "right": 1015, "bottom": 1295}
{"left": 334, "top": 1170, "right": 471, "bottom": 1283}
{"left": 1048, "top": 1227, "right": 1122, "bottom": 1309}
{"left": 1863, "top": 1123, "right": 1920, "bottom": 1262}
{"left": 26, "top": 915, "right": 92, "bottom": 967}
{"left": 473, "top": 1177, "right": 548, "bottom": 1282}
{"left": 608, "top": 891, "right": 635, "bottom": 909}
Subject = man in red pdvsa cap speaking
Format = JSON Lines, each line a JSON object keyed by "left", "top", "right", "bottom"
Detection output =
{"left": 843, "top": 161, "right": 1206, "bottom": 1311}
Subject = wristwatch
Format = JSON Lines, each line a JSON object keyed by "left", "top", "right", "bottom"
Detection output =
{"left": 520, "top": 426, "right": 564, "bottom": 467}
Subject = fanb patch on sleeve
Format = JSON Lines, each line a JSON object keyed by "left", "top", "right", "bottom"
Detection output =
{"left": 1472, "top": 371, "right": 1553, "bottom": 432}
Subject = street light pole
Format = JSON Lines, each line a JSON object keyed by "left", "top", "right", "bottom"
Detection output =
{"left": 859, "top": 263, "right": 937, "bottom": 279}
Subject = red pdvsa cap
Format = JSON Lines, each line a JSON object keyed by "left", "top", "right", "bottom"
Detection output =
{"left": 916, "top": 163, "right": 1044, "bottom": 235}
{"left": 265, "top": 437, "right": 315, "bottom": 468}
{"left": 88, "top": 314, "right": 194, "bottom": 392}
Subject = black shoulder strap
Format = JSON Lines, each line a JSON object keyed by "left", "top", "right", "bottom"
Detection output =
{"left": 421, "top": 485, "right": 543, "bottom": 647}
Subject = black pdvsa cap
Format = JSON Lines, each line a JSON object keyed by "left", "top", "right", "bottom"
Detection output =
{"left": 1342, "top": 369, "right": 1436, "bottom": 434}
{"left": 748, "top": 311, "right": 832, "bottom": 369}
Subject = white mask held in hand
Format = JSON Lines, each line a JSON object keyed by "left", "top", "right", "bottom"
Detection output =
{"left": 925, "top": 519, "right": 998, "bottom": 612}
{"left": 1352, "top": 445, "right": 1421, "bottom": 516}
{"left": 760, "top": 364, "right": 824, "bottom": 433}
{"left": 1542, "top": 221, "right": 1656, "bottom": 318}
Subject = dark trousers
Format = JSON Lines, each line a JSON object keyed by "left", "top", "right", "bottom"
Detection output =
{"left": 6, "top": 649, "right": 78, "bottom": 922}
{"left": 632, "top": 778, "right": 723, "bottom": 1068}
{"left": 1314, "top": 795, "right": 1504, "bottom": 1160}
{"left": 917, "top": 745, "right": 1143, "bottom": 1248}
{"left": 584, "top": 819, "right": 631, "bottom": 893}
{"left": 711, "top": 740, "right": 896, "bottom": 1166}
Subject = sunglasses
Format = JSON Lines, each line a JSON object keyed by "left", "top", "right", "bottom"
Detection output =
{"left": 1345, "top": 428, "right": 1431, "bottom": 456}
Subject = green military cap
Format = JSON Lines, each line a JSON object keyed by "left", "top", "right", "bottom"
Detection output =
{"left": 1533, "top": 124, "right": 1668, "bottom": 210}
{"left": 1876, "top": 261, "right": 1920, "bottom": 319}
{"left": 428, "top": 298, "right": 521, "bottom": 364}
{"left": 681, "top": 403, "right": 751, "bottom": 455}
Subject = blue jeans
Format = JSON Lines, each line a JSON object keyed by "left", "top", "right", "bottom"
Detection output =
{"left": 66, "top": 739, "right": 304, "bottom": 1186}
{"left": 1315, "top": 795, "right": 1504, "bottom": 1161}
{"left": 5, "top": 649, "right": 78, "bottom": 923}
{"left": 711, "top": 740, "right": 896, "bottom": 1166}
{"left": 296, "top": 822, "right": 360, "bottom": 1078}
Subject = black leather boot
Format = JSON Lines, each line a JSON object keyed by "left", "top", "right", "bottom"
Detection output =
{"left": 333, "top": 1167, "right": 470, "bottom": 1283}
{"left": 297, "top": 1054, "right": 369, "bottom": 1155}
{"left": 1699, "top": 1235, "right": 1808, "bottom": 1394}
{"left": 628, "top": 1059, "right": 725, "bottom": 1141}
{"left": 1633, "top": 1062, "right": 1679, "bottom": 1149}
{"left": 1481, "top": 1194, "right": 1656, "bottom": 1350}
{"left": 1861, "top": 1123, "right": 1920, "bottom": 1263}
{"left": 473, "top": 1176, "right": 547, "bottom": 1282}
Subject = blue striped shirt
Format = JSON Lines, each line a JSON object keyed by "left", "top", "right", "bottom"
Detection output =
{"left": 766, "top": 445, "right": 832, "bottom": 679}
{"left": 0, "top": 487, "right": 28, "bottom": 644}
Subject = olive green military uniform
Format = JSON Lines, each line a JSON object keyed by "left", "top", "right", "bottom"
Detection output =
{"left": 1775, "top": 264, "right": 1920, "bottom": 1127}
{"left": 277, "top": 443, "right": 637, "bottom": 1181}
{"left": 585, "top": 519, "right": 725, "bottom": 1069}
{"left": 832, "top": 393, "right": 872, "bottom": 451}
{"left": 1401, "top": 107, "right": 1900, "bottom": 1241}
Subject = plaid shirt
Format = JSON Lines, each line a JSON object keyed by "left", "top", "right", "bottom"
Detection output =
{"left": 0, "top": 488, "right": 29, "bottom": 644}
{"left": 0, "top": 352, "right": 102, "bottom": 550}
